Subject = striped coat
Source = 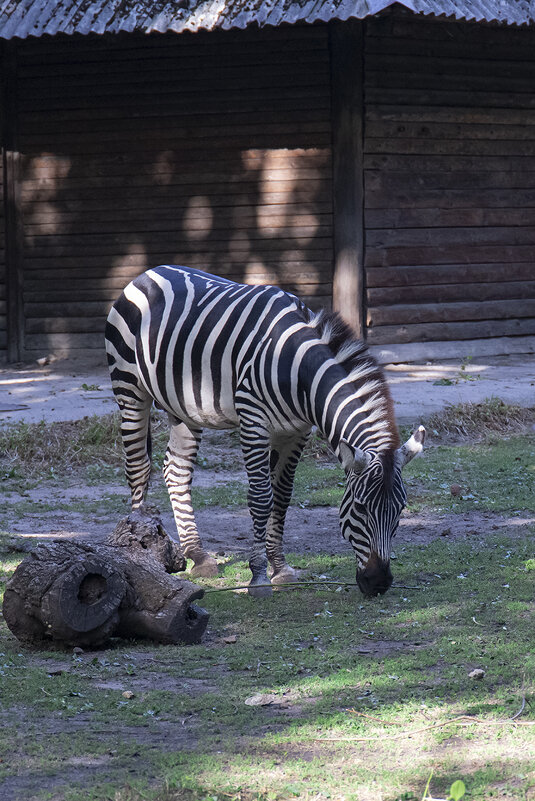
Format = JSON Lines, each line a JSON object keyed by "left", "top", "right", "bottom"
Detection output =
{"left": 106, "top": 265, "right": 425, "bottom": 597}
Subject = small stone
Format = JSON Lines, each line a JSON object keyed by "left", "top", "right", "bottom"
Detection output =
{"left": 450, "top": 484, "right": 462, "bottom": 497}
{"left": 468, "top": 668, "right": 485, "bottom": 680}
{"left": 73, "top": 647, "right": 84, "bottom": 655}
{"left": 244, "top": 693, "right": 277, "bottom": 706}
{"left": 122, "top": 690, "right": 135, "bottom": 699}
{"left": 440, "top": 527, "right": 452, "bottom": 537}
{"left": 223, "top": 635, "right": 238, "bottom": 644}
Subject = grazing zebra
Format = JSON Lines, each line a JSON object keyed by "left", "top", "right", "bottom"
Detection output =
{"left": 105, "top": 265, "right": 425, "bottom": 598}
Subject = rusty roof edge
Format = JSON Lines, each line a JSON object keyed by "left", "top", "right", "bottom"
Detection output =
{"left": 0, "top": 0, "right": 533, "bottom": 41}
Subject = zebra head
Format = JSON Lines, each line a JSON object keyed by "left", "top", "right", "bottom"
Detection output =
{"left": 338, "top": 426, "right": 426, "bottom": 597}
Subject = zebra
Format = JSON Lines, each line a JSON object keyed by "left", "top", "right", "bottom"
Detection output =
{"left": 105, "top": 265, "right": 425, "bottom": 598}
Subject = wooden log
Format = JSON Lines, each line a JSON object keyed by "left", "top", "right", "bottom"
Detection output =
{"left": 3, "top": 542, "right": 128, "bottom": 646}
{"left": 2, "top": 508, "right": 208, "bottom": 648}
{"left": 107, "top": 506, "right": 186, "bottom": 574}
{"left": 367, "top": 298, "right": 535, "bottom": 327}
{"left": 366, "top": 263, "right": 535, "bottom": 287}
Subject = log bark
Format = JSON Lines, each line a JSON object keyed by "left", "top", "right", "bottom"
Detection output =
{"left": 2, "top": 508, "right": 209, "bottom": 648}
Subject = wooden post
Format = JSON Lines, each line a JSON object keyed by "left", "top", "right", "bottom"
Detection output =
{"left": 329, "top": 19, "right": 365, "bottom": 339}
{"left": 2, "top": 41, "right": 24, "bottom": 363}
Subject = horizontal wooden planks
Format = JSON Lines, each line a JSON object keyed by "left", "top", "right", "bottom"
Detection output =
{"left": 15, "top": 25, "right": 333, "bottom": 354}
{"left": 367, "top": 318, "right": 535, "bottom": 346}
{"left": 368, "top": 280, "right": 535, "bottom": 306}
{"left": 364, "top": 11, "right": 535, "bottom": 345}
{"left": 0, "top": 156, "right": 5, "bottom": 357}
{"left": 368, "top": 299, "right": 535, "bottom": 327}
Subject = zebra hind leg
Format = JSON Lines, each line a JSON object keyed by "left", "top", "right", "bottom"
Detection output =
{"left": 164, "top": 418, "right": 218, "bottom": 578}
{"left": 239, "top": 421, "right": 274, "bottom": 598}
{"left": 268, "top": 432, "right": 310, "bottom": 586}
{"left": 118, "top": 396, "right": 154, "bottom": 511}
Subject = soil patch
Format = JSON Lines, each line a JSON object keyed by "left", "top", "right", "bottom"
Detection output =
{"left": 4, "top": 503, "right": 534, "bottom": 557}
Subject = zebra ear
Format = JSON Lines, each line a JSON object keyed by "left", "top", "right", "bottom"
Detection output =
{"left": 338, "top": 440, "right": 372, "bottom": 474}
{"left": 396, "top": 425, "right": 426, "bottom": 469}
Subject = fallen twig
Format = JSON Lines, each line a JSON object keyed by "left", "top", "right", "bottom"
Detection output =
{"left": 347, "top": 708, "right": 400, "bottom": 726}
{"left": 511, "top": 696, "right": 526, "bottom": 720}
{"left": 314, "top": 704, "right": 534, "bottom": 743}
{"left": 204, "top": 580, "right": 422, "bottom": 594}
{"left": 204, "top": 580, "right": 359, "bottom": 593}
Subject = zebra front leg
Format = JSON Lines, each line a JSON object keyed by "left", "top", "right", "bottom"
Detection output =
{"left": 240, "top": 421, "right": 273, "bottom": 598}
{"left": 268, "top": 432, "right": 310, "bottom": 585}
{"left": 164, "top": 419, "right": 218, "bottom": 578}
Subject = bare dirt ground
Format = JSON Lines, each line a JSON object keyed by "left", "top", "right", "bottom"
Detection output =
{"left": 3, "top": 473, "right": 534, "bottom": 559}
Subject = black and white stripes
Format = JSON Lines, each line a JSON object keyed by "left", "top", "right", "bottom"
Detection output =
{"left": 106, "top": 265, "right": 424, "bottom": 597}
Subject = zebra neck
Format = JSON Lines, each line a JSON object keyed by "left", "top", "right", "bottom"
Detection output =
{"left": 306, "top": 358, "right": 398, "bottom": 455}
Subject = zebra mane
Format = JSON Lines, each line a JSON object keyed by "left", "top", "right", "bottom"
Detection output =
{"left": 307, "top": 309, "right": 371, "bottom": 370}
{"left": 307, "top": 309, "right": 400, "bottom": 450}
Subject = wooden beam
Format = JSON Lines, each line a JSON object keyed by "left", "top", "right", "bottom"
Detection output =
{"left": 2, "top": 41, "right": 24, "bottom": 362}
{"left": 329, "top": 19, "right": 365, "bottom": 338}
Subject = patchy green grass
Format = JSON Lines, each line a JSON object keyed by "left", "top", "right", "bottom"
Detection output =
{"left": 1, "top": 428, "right": 535, "bottom": 529}
{"left": 1, "top": 403, "right": 535, "bottom": 799}
{"left": 405, "top": 433, "right": 535, "bottom": 513}
{"left": 188, "top": 431, "right": 535, "bottom": 515}
{"left": 1, "top": 531, "right": 535, "bottom": 800}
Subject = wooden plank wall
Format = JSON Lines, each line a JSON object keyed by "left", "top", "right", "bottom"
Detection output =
{"left": 0, "top": 157, "right": 5, "bottom": 357}
{"left": 364, "top": 13, "right": 535, "bottom": 345}
{"left": 15, "top": 25, "right": 332, "bottom": 357}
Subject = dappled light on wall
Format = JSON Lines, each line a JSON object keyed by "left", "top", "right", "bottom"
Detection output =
{"left": 183, "top": 196, "right": 214, "bottom": 242}
{"left": 8, "top": 24, "right": 333, "bottom": 360}
{"left": 152, "top": 150, "right": 176, "bottom": 186}
{"left": 21, "top": 155, "right": 73, "bottom": 244}
{"left": 111, "top": 243, "right": 148, "bottom": 276}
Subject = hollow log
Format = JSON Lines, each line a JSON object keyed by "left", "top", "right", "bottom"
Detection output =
{"left": 2, "top": 509, "right": 209, "bottom": 648}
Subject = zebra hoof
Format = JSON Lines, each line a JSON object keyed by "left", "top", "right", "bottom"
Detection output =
{"left": 271, "top": 566, "right": 299, "bottom": 586}
{"left": 247, "top": 582, "right": 273, "bottom": 599}
{"left": 190, "top": 557, "right": 219, "bottom": 578}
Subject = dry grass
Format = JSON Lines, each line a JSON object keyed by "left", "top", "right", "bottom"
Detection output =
{"left": 0, "top": 412, "right": 170, "bottom": 478}
{"left": 1, "top": 399, "right": 534, "bottom": 480}
{"left": 425, "top": 397, "right": 535, "bottom": 442}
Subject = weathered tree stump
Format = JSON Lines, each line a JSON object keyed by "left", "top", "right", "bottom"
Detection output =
{"left": 2, "top": 508, "right": 209, "bottom": 648}
{"left": 107, "top": 506, "right": 187, "bottom": 573}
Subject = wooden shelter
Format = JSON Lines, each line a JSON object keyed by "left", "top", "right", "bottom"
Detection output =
{"left": 1, "top": 0, "right": 534, "bottom": 364}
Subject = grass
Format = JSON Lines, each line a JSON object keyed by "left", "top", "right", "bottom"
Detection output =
{"left": 424, "top": 397, "right": 535, "bottom": 441}
{"left": 1, "top": 402, "right": 535, "bottom": 527}
{"left": 0, "top": 412, "right": 244, "bottom": 483}
{"left": 405, "top": 433, "right": 535, "bottom": 513}
{"left": 1, "top": 400, "right": 535, "bottom": 799}
{"left": 0, "top": 534, "right": 534, "bottom": 800}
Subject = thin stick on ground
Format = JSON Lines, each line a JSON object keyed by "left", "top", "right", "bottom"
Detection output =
{"left": 314, "top": 699, "right": 533, "bottom": 743}
{"left": 204, "top": 581, "right": 422, "bottom": 594}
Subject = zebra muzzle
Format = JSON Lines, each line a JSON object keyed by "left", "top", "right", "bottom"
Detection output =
{"left": 356, "top": 553, "right": 393, "bottom": 597}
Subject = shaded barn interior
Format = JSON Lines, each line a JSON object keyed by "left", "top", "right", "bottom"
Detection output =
{"left": 1, "top": 7, "right": 535, "bottom": 362}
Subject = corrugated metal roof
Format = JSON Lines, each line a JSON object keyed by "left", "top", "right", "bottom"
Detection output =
{"left": 0, "top": 0, "right": 532, "bottom": 40}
